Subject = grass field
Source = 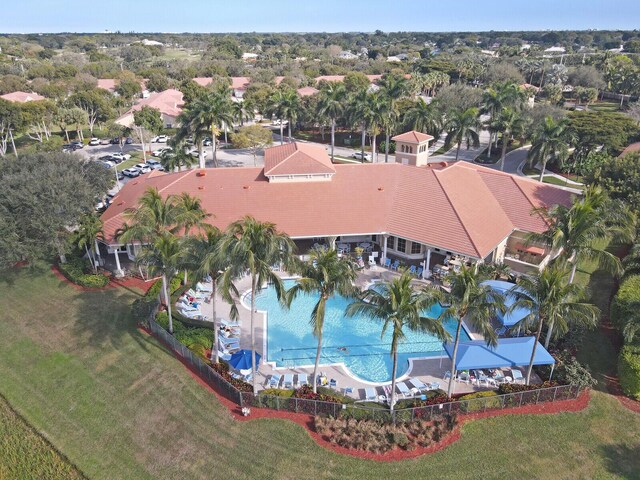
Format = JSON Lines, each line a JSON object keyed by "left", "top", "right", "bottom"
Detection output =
{"left": 0, "top": 268, "right": 638, "bottom": 479}
{"left": 0, "top": 394, "right": 85, "bottom": 480}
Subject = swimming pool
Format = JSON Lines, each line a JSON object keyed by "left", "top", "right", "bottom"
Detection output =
{"left": 250, "top": 280, "right": 470, "bottom": 383}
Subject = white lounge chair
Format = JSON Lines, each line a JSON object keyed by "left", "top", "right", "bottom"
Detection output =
{"left": 511, "top": 369, "right": 525, "bottom": 384}
{"left": 283, "top": 374, "right": 294, "bottom": 388}
{"left": 176, "top": 300, "right": 199, "bottom": 312}
{"left": 268, "top": 374, "right": 282, "bottom": 388}
{"left": 180, "top": 309, "right": 205, "bottom": 320}
{"left": 196, "top": 282, "right": 212, "bottom": 293}
{"left": 297, "top": 373, "right": 308, "bottom": 387}
{"left": 186, "top": 288, "right": 208, "bottom": 300}
{"left": 365, "top": 387, "right": 377, "bottom": 401}
{"left": 396, "top": 382, "right": 412, "bottom": 398}
{"left": 218, "top": 336, "right": 240, "bottom": 347}
{"left": 220, "top": 318, "right": 240, "bottom": 328}
{"left": 217, "top": 350, "right": 232, "bottom": 361}
{"left": 408, "top": 378, "right": 429, "bottom": 393}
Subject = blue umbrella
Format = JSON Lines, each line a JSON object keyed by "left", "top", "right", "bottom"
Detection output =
{"left": 229, "top": 349, "right": 261, "bottom": 371}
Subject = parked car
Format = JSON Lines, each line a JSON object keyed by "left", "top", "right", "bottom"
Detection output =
{"left": 125, "top": 137, "right": 134, "bottom": 144}
{"left": 134, "top": 163, "right": 151, "bottom": 174}
{"left": 109, "top": 137, "right": 121, "bottom": 144}
{"left": 100, "top": 160, "right": 116, "bottom": 168}
{"left": 352, "top": 151, "right": 371, "bottom": 161}
{"left": 122, "top": 167, "right": 140, "bottom": 178}
{"left": 152, "top": 147, "right": 172, "bottom": 157}
{"left": 111, "top": 152, "right": 131, "bottom": 161}
{"left": 71, "top": 141, "right": 84, "bottom": 149}
{"left": 95, "top": 199, "right": 106, "bottom": 212}
{"left": 151, "top": 135, "right": 169, "bottom": 143}
{"left": 99, "top": 138, "right": 111, "bottom": 145}
{"left": 116, "top": 171, "right": 124, "bottom": 180}
{"left": 271, "top": 119, "right": 287, "bottom": 126}
{"left": 145, "top": 159, "right": 163, "bottom": 170}
{"left": 88, "top": 138, "right": 100, "bottom": 146}
{"left": 203, "top": 138, "right": 213, "bottom": 146}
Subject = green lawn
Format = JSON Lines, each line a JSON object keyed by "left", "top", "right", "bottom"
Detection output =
{"left": 0, "top": 394, "right": 85, "bottom": 480}
{"left": 0, "top": 269, "right": 638, "bottom": 479}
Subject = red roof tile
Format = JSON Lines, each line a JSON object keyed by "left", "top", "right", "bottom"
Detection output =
{"left": 0, "top": 91, "right": 45, "bottom": 103}
{"left": 263, "top": 143, "right": 335, "bottom": 176}
{"left": 101, "top": 158, "right": 573, "bottom": 258}
{"left": 391, "top": 131, "right": 434, "bottom": 143}
{"left": 297, "top": 86, "right": 319, "bottom": 97}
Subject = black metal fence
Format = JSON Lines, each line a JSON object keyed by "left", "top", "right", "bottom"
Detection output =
{"left": 147, "top": 316, "right": 581, "bottom": 423}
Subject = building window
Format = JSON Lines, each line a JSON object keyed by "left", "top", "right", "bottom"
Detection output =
{"left": 396, "top": 238, "right": 406, "bottom": 253}
{"left": 388, "top": 236, "right": 396, "bottom": 250}
{"left": 411, "top": 242, "right": 422, "bottom": 254}
{"left": 371, "top": 235, "right": 377, "bottom": 242}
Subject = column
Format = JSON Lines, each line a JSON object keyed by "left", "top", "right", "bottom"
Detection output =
{"left": 423, "top": 248, "right": 432, "bottom": 279}
{"left": 381, "top": 234, "right": 388, "bottom": 263}
{"left": 327, "top": 236, "right": 337, "bottom": 250}
{"left": 113, "top": 249, "right": 124, "bottom": 277}
{"left": 94, "top": 239, "right": 102, "bottom": 266}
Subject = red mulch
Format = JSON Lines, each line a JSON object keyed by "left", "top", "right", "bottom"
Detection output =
{"left": 51, "top": 265, "right": 155, "bottom": 294}
{"left": 139, "top": 325, "right": 594, "bottom": 461}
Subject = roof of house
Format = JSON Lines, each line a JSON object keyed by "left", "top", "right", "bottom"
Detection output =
{"left": 619, "top": 142, "right": 640, "bottom": 157}
{"left": 101, "top": 148, "right": 574, "bottom": 258}
{"left": 116, "top": 89, "right": 184, "bottom": 125}
{"left": 96, "top": 79, "right": 117, "bottom": 92}
{"left": 263, "top": 142, "right": 335, "bottom": 176}
{"left": 0, "top": 91, "right": 45, "bottom": 103}
{"left": 391, "top": 131, "right": 434, "bottom": 143}
{"left": 192, "top": 77, "right": 251, "bottom": 90}
{"left": 297, "top": 86, "right": 319, "bottom": 97}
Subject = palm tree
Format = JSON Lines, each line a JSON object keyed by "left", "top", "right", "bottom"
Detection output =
{"left": 76, "top": 213, "right": 103, "bottom": 274}
{"left": 347, "top": 271, "right": 450, "bottom": 410}
{"left": 265, "top": 88, "right": 289, "bottom": 145}
{"left": 348, "top": 87, "right": 372, "bottom": 162}
{"left": 491, "top": 107, "right": 524, "bottom": 171}
{"left": 160, "top": 143, "right": 197, "bottom": 172}
{"left": 220, "top": 216, "right": 295, "bottom": 393}
{"left": 287, "top": 247, "right": 359, "bottom": 393}
{"left": 405, "top": 97, "right": 443, "bottom": 140}
{"left": 136, "top": 233, "right": 187, "bottom": 334}
{"left": 187, "top": 225, "right": 228, "bottom": 362}
{"left": 378, "top": 73, "right": 410, "bottom": 163}
{"left": 279, "top": 88, "right": 301, "bottom": 141}
{"left": 425, "top": 265, "right": 505, "bottom": 397}
{"left": 509, "top": 265, "right": 599, "bottom": 384}
{"left": 529, "top": 187, "right": 632, "bottom": 347}
{"left": 527, "top": 116, "right": 575, "bottom": 182}
{"left": 444, "top": 107, "right": 481, "bottom": 162}
{"left": 232, "top": 101, "right": 248, "bottom": 127}
{"left": 316, "top": 81, "right": 347, "bottom": 161}
{"left": 481, "top": 86, "right": 503, "bottom": 158}
{"left": 174, "top": 192, "right": 210, "bottom": 284}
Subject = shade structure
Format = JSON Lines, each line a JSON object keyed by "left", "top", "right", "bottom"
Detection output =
{"left": 443, "top": 337, "right": 555, "bottom": 371}
{"left": 515, "top": 243, "right": 545, "bottom": 256}
{"left": 481, "top": 280, "right": 532, "bottom": 327}
{"left": 228, "top": 349, "right": 261, "bottom": 371}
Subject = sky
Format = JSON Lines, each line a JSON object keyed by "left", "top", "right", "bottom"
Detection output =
{"left": 2, "top": 0, "right": 640, "bottom": 33}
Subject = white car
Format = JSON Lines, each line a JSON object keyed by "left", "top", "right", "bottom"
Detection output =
{"left": 352, "top": 151, "right": 371, "bottom": 161}
{"left": 145, "top": 159, "right": 163, "bottom": 170}
{"left": 152, "top": 135, "right": 169, "bottom": 143}
{"left": 111, "top": 152, "right": 131, "bottom": 161}
{"left": 135, "top": 163, "right": 151, "bottom": 174}
{"left": 89, "top": 138, "right": 100, "bottom": 146}
{"left": 152, "top": 147, "right": 172, "bottom": 157}
{"left": 271, "top": 119, "right": 287, "bottom": 126}
{"left": 122, "top": 167, "right": 140, "bottom": 178}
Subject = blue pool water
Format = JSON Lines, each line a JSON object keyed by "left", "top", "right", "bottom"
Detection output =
{"left": 252, "top": 280, "right": 470, "bottom": 383}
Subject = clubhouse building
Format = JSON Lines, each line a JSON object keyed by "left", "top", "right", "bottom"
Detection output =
{"left": 99, "top": 133, "right": 574, "bottom": 278}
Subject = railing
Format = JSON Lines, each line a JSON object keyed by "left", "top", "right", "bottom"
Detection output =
{"left": 147, "top": 315, "right": 580, "bottom": 423}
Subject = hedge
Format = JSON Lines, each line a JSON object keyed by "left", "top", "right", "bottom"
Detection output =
{"left": 145, "top": 276, "right": 182, "bottom": 301}
{"left": 457, "top": 391, "right": 501, "bottom": 412}
{"left": 618, "top": 344, "right": 640, "bottom": 400}
{"left": 610, "top": 275, "right": 640, "bottom": 333}
{"left": 58, "top": 256, "right": 109, "bottom": 288}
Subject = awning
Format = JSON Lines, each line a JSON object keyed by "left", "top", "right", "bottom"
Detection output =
{"left": 515, "top": 243, "right": 545, "bottom": 256}
{"left": 444, "top": 337, "right": 555, "bottom": 371}
{"left": 481, "top": 280, "right": 532, "bottom": 327}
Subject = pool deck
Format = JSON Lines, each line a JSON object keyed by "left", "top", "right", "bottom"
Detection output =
{"left": 196, "top": 267, "right": 538, "bottom": 399}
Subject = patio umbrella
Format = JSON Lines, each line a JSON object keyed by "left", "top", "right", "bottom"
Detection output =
{"left": 228, "top": 349, "right": 261, "bottom": 371}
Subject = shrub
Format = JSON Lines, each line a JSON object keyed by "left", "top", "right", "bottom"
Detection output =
{"left": 261, "top": 388, "right": 294, "bottom": 398}
{"left": 378, "top": 140, "right": 396, "bottom": 154}
{"left": 619, "top": 344, "right": 640, "bottom": 400}
{"left": 146, "top": 276, "right": 182, "bottom": 301}
{"left": 457, "top": 391, "right": 501, "bottom": 412}
{"left": 538, "top": 353, "right": 597, "bottom": 389}
{"left": 57, "top": 256, "right": 109, "bottom": 288}
{"left": 292, "top": 385, "right": 343, "bottom": 404}
{"left": 497, "top": 380, "right": 560, "bottom": 395}
{"left": 611, "top": 275, "right": 640, "bottom": 333}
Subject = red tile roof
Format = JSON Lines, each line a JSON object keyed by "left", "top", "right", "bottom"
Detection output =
{"left": 102, "top": 157, "right": 574, "bottom": 259}
{"left": 116, "top": 89, "right": 184, "bottom": 123}
{"left": 391, "top": 131, "right": 434, "bottom": 143}
{"left": 619, "top": 142, "right": 640, "bottom": 157}
{"left": 0, "top": 91, "right": 45, "bottom": 103}
{"left": 263, "top": 143, "right": 335, "bottom": 176}
{"left": 297, "top": 86, "right": 319, "bottom": 97}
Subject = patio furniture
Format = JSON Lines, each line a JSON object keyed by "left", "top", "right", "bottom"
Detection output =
{"left": 297, "top": 373, "right": 308, "bottom": 387}
{"left": 383, "top": 258, "right": 391, "bottom": 268}
{"left": 368, "top": 256, "right": 376, "bottom": 267}
{"left": 409, "top": 265, "right": 417, "bottom": 275}
{"left": 511, "top": 369, "right": 524, "bottom": 384}
{"left": 218, "top": 336, "right": 240, "bottom": 348}
{"left": 443, "top": 370, "right": 452, "bottom": 380}
{"left": 365, "top": 387, "right": 377, "bottom": 401}
{"left": 283, "top": 374, "right": 294, "bottom": 388}
{"left": 218, "top": 350, "right": 232, "bottom": 362}
{"left": 180, "top": 309, "right": 205, "bottom": 320}
{"left": 268, "top": 374, "right": 282, "bottom": 388}
{"left": 417, "top": 266, "right": 424, "bottom": 277}
{"left": 196, "top": 282, "right": 212, "bottom": 293}
{"left": 329, "top": 378, "right": 337, "bottom": 388}
{"left": 396, "top": 382, "right": 412, "bottom": 398}
{"left": 390, "top": 260, "right": 400, "bottom": 271}
{"left": 429, "top": 382, "right": 440, "bottom": 390}
{"left": 457, "top": 372, "right": 470, "bottom": 383}
{"left": 220, "top": 318, "right": 240, "bottom": 328}
{"left": 344, "top": 386, "right": 353, "bottom": 394}
{"left": 408, "top": 378, "right": 429, "bottom": 393}
{"left": 186, "top": 288, "right": 208, "bottom": 300}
